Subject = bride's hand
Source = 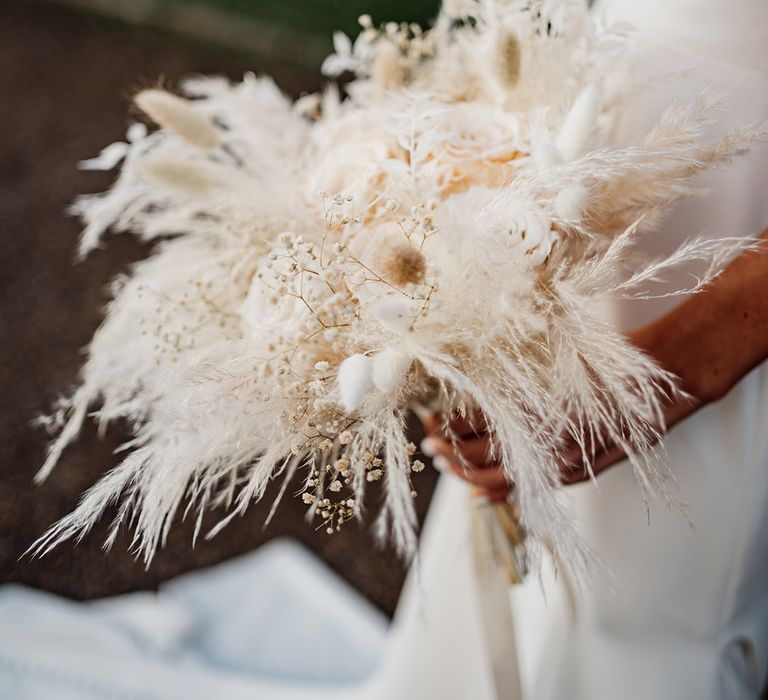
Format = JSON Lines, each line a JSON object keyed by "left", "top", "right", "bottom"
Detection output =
{"left": 418, "top": 365, "right": 699, "bottom": 499}
{"left": 418, "top": 227, "right": 768, "bottom": 499}
{"left": 417, "top": 408, "right": 642, "bottom": 499}
{"left": 419, "top": 412, "right": 511, "bottom": 501}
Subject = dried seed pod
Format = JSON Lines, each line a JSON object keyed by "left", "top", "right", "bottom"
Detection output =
{"left": 494, "top": 29, "right": 521, "bottom": 88}
{"left": 141, "top": 154, "right": 219, "bottom": 194}
{"left": 134, "top": 88, "right": 219, "bottom": 150}
{"left": 378, "top": 241, "right": 427, "bottom": 286}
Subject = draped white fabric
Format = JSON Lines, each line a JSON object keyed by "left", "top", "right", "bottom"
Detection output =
{"left": 0, "top": 540, "right": 389, "bottom": 699}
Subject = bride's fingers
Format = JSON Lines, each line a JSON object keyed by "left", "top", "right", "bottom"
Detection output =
{"left": 421, "top": 434, "right": 495, "bottom": 467}
{"left": 413, "top": 408, "right": 444, "bottom": 436}
{"left": 434, "top": 455, "right": 511, "bottom": 492}
{"left": 446, "top": 413, "right": 487, "bottom": 438}
{"left": 474, "top": 486, "right": 512, "bottom": 503}
{"left": 558, "top": 437, "right": 628, "bottom": 484}
{"left": 412, "top": 408, "right": 488, "bottom": 440}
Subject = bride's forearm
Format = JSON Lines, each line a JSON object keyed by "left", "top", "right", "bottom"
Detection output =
{"left": 633, "top": 228, "right": 768, "bottom": 406}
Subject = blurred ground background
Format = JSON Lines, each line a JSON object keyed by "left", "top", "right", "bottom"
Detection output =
{"left": 0, "top": 0, "right": 440, "bottom": 617}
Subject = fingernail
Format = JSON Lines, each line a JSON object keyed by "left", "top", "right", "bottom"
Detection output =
{"left": 433, "top": 455, "right": 450, "bottom": 472}
{"left": 420, "top": 438, "right": 437, "bottom": 457}
{"left": 412, "top": 405, "right": 433, "bottom": 422}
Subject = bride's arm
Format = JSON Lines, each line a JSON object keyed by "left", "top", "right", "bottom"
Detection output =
{"left": 421, "top": 227, "right": 768, "bottom": 498}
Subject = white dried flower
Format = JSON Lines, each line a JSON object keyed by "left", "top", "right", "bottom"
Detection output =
{"left": 442, "top": 0, "right": 474, "bottom": 19}
{"left": 411, "top": 460, "right": 425, "bottom": 473}
{"left": 302, "top": 493, "right": 316, "bottom": 505}
{"left": 371, "top": 348, "right": 413, "bottom": 393}
{"left": 370, "top": 297, "right": 416, "bottom": 335}
{"left": 321, "top": 32, "right": 356, "bottom": 77}
{"left": 555, "top": 184, "right": 589, "bottom": 221}
{"left": 79, "top": 142, "right": 130, "bottom": 172}
{"left": 366, "top": 469, "right": 384, "bottom": 482}
{"left": 337, "top": 354, "right": 374, "bottom": 413}
{"left": 557, "top": 84, "right": 600, "bottom": 162}
{"left": 141, "top": 154, "right": 220, "bottom": 194}
{"left": 338, "top": 430, "right": 353, "bottom": 445}
{"left": 335, "top": 457, "right": 351, "bottom": 473}
{"left": 373, "top": 40, "right": 405, "bottom": 95}
{"left": 329, "top": 480, "right": 342, "bottom": 492}
{"left": 134, "top": 88, "right": 218, "bottom": 150}
{"left": 294, "top": 93, "right": 321, "bottom": 119}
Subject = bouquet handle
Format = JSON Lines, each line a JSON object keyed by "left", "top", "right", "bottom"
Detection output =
{"left": 471, "top": 496, "right": 528, "bottom": 699}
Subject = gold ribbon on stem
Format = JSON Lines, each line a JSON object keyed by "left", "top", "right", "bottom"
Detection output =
{"left": 473, "top": 496, "right": 529, "bottom": 586}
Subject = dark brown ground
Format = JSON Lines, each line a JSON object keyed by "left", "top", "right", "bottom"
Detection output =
{"left": 0, "top": 0, "right": 437, "bottom": 617}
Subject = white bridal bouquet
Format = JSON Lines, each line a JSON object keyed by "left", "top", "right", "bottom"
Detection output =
{"left": 33, "top": 0, "right": 764, "bottom": 576}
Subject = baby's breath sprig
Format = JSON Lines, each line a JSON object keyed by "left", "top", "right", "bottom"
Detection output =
{"left": 299, "top": 438, "right": 426, "bottom": 536}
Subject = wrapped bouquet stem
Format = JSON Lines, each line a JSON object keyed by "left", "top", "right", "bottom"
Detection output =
{"left": 473, "top": 497, "right": 528, "bottom": 585}
{"left": 32, "top": 0, "right": 766, "bottom": 581}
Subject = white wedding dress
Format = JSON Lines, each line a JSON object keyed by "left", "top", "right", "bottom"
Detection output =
{"left": 357, "top": 1, "right": 768, "bottom": 699}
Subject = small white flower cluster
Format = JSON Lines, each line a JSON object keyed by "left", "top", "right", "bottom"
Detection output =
{"left": 313, "top": 495, "right": 357, "bottom": 535}
{"left": 298, "top": 439, "right": 424, "bottom": 535}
